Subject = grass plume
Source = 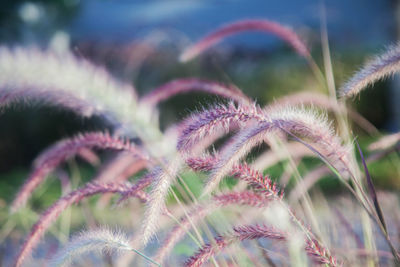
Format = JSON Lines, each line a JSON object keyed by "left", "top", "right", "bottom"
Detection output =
{"left": 340, "top": 44, "right": 400, "bottom": 98}
{"left": 180, "top": 19, "right": 310, "bottom": 62}
{"left": 155, "top": 191, "right": 270, "bottom": 264}
{"left": 0, "top": 46, "right": 161, "bottom": 140}
{"left": 185, "top": 224, "right": 337, "bottom": 266}
{"left": 141, "top": 78, "right": 251, "bottom": 106}
{"left": 13, "top": 182, "right": 148, "bottom": 267}
{"left": 11, "top": 132, "right": 147, "bottom": 212}
{"left": 50, "top": 228, "right": 132, "bottom": 266}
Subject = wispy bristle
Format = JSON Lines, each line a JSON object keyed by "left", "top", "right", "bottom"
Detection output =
{"left": 180, "top": 19, "right": 309, "bottom": 62}
{"left": 11, "top": 132, "right": 147, "bottom": 212}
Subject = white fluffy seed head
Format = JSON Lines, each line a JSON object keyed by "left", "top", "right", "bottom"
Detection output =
{"left": 0, "top": 46, "right": 162, "bottom": 141}
{"left": 203, "top": 105, "right": 353, "bottom": 196}
{"left": 141, "top": 157, "right": 182, "bottom": 245}
{"left": 50, "top": 228, "right": 132, "bottom": 267}
{"left": 266, "top": 106, "right": 353, "bottom": 178}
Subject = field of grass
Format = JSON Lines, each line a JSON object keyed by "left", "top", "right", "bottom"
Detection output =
{"left": 1, "top": 17, "right": 400, "bottom": 267}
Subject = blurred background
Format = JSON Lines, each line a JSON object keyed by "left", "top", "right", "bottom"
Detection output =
{"left": 0, "top": 0, "right": 400, "bottom": 199}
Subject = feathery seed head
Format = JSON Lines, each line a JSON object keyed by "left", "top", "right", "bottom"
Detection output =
{"left": 11, "top": 132, "right": 147, "bottom": 212}
{"left": 340, "top": 44, "right": 400, "bottom": 98}
{"left": 13, "top": 182, "right": 146, "bottom": 267}
{"left": 177, "top": 102, "right": 263, "bottom": 152}
{"left": 0, "top": 46, "right": 163, "bottom": 141}
{"left": 50, "top": 228, "right": 132, "bottom": 266}
{"left": 141, "top": 157, "right": 182, "bottom": 246}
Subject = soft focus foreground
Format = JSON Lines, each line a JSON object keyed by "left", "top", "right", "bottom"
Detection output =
{"left": 1, "top": 3, "right": 400, "bottom": 267}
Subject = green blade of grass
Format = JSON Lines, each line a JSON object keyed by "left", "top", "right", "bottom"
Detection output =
{"left": 355, "top": 140, "right": 387, "bottom": 233}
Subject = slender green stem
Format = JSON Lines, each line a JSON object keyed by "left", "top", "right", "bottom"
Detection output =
{"left": 130, "top": 248, "right": 162, "bottom": 267}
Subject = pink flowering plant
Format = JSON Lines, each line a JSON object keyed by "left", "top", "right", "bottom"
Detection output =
{"left": 2, "top": 18, "right": 400, "bottom": 267}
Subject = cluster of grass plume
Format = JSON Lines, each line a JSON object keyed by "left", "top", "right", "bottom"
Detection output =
{"left": 2, "top": 16, "right": 400, "bottom": 267}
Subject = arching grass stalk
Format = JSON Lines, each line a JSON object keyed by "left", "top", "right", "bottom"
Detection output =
{"left": 280, "top": 125, "right": 400, "bottom": 263}
{"left": 51, "top": 228, "right": 161, "bottom": 267}
{"left": 269, "top": 137, "right": 324, "bottom": 239}
{"left": 129, "top": 247, "right": 162, "bottom": 267}
{"left": 355, "top": 140, "right": 400, "bottom": 262}
{"left": 318, "top": 9, "right": 379, "bottom": 263}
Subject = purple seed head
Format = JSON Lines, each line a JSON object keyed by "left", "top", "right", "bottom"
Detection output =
{"left": 177, "top": 102, "right": 263, "bottom": 151}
